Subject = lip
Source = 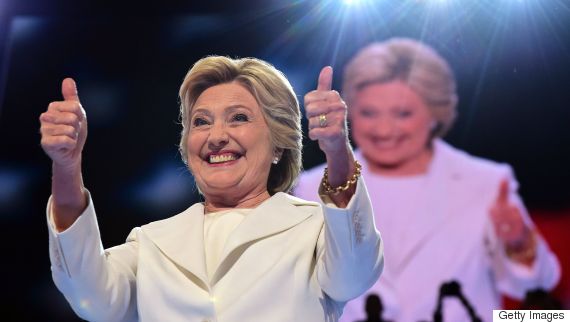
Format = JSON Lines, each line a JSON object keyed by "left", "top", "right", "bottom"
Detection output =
{"left": 368, "top": 137, "right": 402, "bottom": 150}
{"left": 203, "top": 150, "right": 243, "bottom": 166}
{"left": 372, "top": 141, "right": 399, "bottom": 149}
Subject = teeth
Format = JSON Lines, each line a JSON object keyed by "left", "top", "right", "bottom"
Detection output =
{"left": 209, "top": 154, "right": 237, "bottom": 164}
{"left": 374, "top": 141, "right": 398, "bottom": 149}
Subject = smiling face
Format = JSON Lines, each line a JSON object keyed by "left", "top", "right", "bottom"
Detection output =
{"left": 349, "top": 80, "right": 435, "bottom": 175}
{"left": 187, "top": 82, "right": 275, "bottom": 205}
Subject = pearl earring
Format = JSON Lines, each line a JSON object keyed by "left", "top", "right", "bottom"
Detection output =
{"left": 272, "top": 157, "right": 279, "bottom": 164}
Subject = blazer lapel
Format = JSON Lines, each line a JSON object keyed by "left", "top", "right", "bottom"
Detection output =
{"left": 142, "top": 203, "right": 210, "bottom": 290}
{"left": 211, "top": 193, "right": 317, "bottom": 284}
{"left": 391, "top": 140, "right": 461, "bottom": 274}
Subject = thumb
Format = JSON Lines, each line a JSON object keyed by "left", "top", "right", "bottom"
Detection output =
{"left": 496, "top": 178, "right": 510, "bottom": 205}
{"left": 317, "top": 66, "right": 333, "bottom": 91}
{"left": 61, "top": 77, "right": 80, "bottom": 102}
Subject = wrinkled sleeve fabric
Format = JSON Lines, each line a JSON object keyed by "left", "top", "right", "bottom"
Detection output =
{"left": 315, "top": 177, "right": 384, "bottom": 302}
{"left": 487, "top": 165, "right": 561, "bottom": 299}
{"left": 47, "top": 190, "right": 139, "bottom": 322}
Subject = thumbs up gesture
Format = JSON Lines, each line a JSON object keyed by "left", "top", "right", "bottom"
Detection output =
{"left": 304, "top": 66, "right": 349, "bottom": 156}
{"left": 304, "top": 67, "right": 357, "bottom": 206}
{"left": 490, "top": 179, "right": 534, "bottom": 257}
{"left": 40, "top": 78, "right": 88, "bottom": 169}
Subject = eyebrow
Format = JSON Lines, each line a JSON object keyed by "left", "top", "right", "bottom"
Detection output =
{"left": 225, "top": 104, "right": 253, "bottom": 113}
{"left": 191, "top": 107, "right": 212, "bottom": 117}
{"left": 191, "top": 104, "right": 253, "bottom": 117}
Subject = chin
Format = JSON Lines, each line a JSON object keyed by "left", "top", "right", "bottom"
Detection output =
{"left": 374, "top": 160, "right": 405, "bottom": 169}
{"left": 205, "top": 180, "right": 240, "bottom": 191}
{"left": 363, "top": 152, "right": 404, "bottom": 168}
{"left": 196, "top": 176, "right": 239, "bottom": 192}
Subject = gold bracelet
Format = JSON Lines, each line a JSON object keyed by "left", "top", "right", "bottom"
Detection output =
{"left": 321, "top": 160, "right": 362, "bottom": 195}
{"left": 506, "top": 230, "right": 537, "bottom": 263}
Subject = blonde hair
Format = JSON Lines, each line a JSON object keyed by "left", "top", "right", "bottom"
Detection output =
{"left": 343, "top": 38, "right": 458, "bottom": 136}
{"left": 179, "top": 56, "right": 302, "bottom": 194}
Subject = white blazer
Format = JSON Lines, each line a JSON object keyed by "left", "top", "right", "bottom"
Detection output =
{"left": 294, "top": 139, "right": 560, "bottom": 322}
{"left": 48, "top": 177, "right": 384, "bottom": 322}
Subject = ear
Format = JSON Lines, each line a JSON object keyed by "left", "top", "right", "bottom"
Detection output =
{"left": 429, "top": 119, "right": 442, "bottom": 139}
{"left": 431, "top": 120, "right": 438, "bottom": 131}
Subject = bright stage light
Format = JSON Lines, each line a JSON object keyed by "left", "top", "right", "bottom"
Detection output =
{"left": 342, "top": 0, "right": 360, "bottom": 5}
{"left": 432, "top": 0, "right": 450, "bottom": 5}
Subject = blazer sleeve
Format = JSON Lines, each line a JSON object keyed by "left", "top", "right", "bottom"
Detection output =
{"left": 314, "top": 176, "right": 384, "bottom": 302}
{"left": 486, "top": 166, "right": 561, "bottom": 299}
{"left": 47, "top": 190, "right": 139, "bottom": 322}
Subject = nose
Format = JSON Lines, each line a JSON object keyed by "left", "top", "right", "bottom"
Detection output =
{"left": 374, "top": 117, "right": 396, "bottom": 138}
{"left": 207, "top": 122, "right": 229, "bottom": 148}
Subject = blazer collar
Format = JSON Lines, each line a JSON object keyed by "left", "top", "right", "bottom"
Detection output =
{"left": 211, "top": 193, "right": 317, "bottom": 284}
{"left": 357, "top": 139, "right": 464, "bottom": 274}
{"left": 141, "top": 203, "right": 210, "bottom": 290}
{"left": 395, "top": 139, "right": 466, "bottom": 273}
{"left": 142, "top": 192, "right": 318, "bottom": 287}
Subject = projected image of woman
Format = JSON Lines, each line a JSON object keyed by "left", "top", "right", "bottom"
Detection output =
{"left": 294, "top": 38, "right": 560, "bottom": 322}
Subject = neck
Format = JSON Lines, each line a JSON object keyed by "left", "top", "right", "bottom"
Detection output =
{"left": 203, "top": 189, "right": 271, "bottom": 213}
{"left": 366, "top": 146, "right": 434, "bottom": 177}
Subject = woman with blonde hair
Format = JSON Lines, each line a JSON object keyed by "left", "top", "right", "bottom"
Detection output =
{"left": 294, "top": 38, "right": 560, "bottom": 321}
{"left": 40, "top": 56, "right": 383, "bottom": 321}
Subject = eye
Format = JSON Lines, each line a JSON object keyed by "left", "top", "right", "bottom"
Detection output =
{"left": 192, "top": 117, "right": 209, "bottom": 127}
{"left": 231, "top": 113, "right": 249, "bottom": 122}
{"left": 395, "top": 110, "right": 413, "bottom": 118}
{"left": 359, "top": 109, "right": 376, "bottom": 118}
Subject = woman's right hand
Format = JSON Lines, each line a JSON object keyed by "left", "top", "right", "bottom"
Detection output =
{"left": 40, "top": 78, "right": 87, "bottom": 169}
{"left": 40, "top": 78, "right": 88, "bottom": 231}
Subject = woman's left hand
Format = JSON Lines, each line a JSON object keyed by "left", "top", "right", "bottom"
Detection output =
{"left": 304, "top": 67, "right": 356, "bottom": 206}
{"left": 490, "top": 179, "right": 536, "bottom": 264}
{"left": 304, "top": 66, "right": 350, "bottom": 156}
